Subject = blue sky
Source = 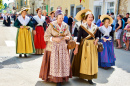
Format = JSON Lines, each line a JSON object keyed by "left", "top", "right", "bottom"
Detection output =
{"left": 3, "top": 0, "right": 14, "bottom": 4}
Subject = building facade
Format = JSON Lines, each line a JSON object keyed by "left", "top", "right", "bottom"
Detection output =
{"left": 15, "top": 0, "right": 47, "bottom": 15}
{"left": 8, "top": 2, "right": 15, "bottom": 14}
{"left": 118, "top": 0, "right": 129, "bottom": 16}
{"left": 50, "top": 0, "right": 94, "bottom": 17}
{"left": 94, "top": 0, "right": 130, "bottom": 22}
{"left": 94, "top": 0, "right": 118, "bottom": 22}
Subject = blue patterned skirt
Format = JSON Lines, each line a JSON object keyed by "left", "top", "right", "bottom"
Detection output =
{"left": 98, "top": 37, "right": 116, "bottom": 67}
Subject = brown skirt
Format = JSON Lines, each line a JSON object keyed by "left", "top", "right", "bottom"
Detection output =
{"left": 39, "top": 50, "right": 72, "bottom": 83}
{"left": 72, "top": 42, "right": 97, "bottom": 80}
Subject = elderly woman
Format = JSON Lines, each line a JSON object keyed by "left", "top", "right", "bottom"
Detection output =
{"left": 32, "top": 8, "right": 46, "bottom": 54}
{"left": 39, "top": 9, "right": 72, "bottom": 86}
{"left": 72, "top": 10, "right": 100, "bottom": 84}
{"left": 14, "top": 7, "right": 35, "bottom": 57}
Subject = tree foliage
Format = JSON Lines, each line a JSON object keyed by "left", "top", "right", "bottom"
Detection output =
{"left": 0, "top": 0, "right": 5, "bottom": 10}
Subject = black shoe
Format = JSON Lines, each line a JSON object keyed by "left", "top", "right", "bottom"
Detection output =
{"left": 57, "top": 82, "right": 61, "bottom": 86}
{"left": 88, "top": 80, "right": 94, "bottom": 84}
{"left": 24, "top": 54, "right": 27, "bottom": 57}
{"left": 19, "top": 54, "right": 22, "bottom": 57}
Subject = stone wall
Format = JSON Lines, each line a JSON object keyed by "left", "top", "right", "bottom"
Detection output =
{"left": 118, "top": 0, "right": 128, "bottom": 16}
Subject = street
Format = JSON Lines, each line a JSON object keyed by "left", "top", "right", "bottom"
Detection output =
{"left": 0, "top": 20, "right": 130, "bottom": 86}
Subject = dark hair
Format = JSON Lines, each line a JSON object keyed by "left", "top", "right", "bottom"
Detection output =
{"left": 64, "top": 14, "right": 67, "bottom": 16}
{"left": 84, "top": 14, "right": 94, "bottom": 20}
{"left": 126, "top": 13, "right": 130, "bottom": 15}
{"left": 111, "top": 12, "right": 114, "bottom": 15}
{"left": 36, "top": 8, "right": 41, "bottom": 13}
{"left": 98, "top": 15, "right": 101, "bottom": 19}
{"left": 102, "top": 18, "right": 110, "bottom": 24}
{"left": 118, "top": 15, "right": 123, "bottom": 19}
{"left": 51, "top": 12, "right": 54, "bottom": 15}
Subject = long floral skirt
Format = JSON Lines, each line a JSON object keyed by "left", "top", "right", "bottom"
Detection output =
{"left": 39, "top": 41, "right": 72, "bottom": 83}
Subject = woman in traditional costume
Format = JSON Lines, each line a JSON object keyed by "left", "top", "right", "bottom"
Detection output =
{"left": 72, "top": 10, "right": 100, "bottom": 84}
{"left": 70, "top": 9, "right": 92, "bottom": 63}
{"left": 3, "top": 13, "right": 7, "bottom": 25}
{"left": 42, "top": 10, "right": 51, "bottom": 31}
{"left": 14, "top": 7, "right": 35, "bottom": 57}
{"left": 32, "top": 8, "right": 46, "bottom": 54}
{"left": 49, "top": 11, "right": 56, "bottom": 22}
{"left": 98, "top": 15, "right": 116, "bottom": 69}
{"left": 6, "top": 13, "right": 11, "bottom": 26}
{"left": 39, "top": 9, "right": 72, "bottom": 86}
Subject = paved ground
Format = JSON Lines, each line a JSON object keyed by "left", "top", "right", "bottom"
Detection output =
{"left": 0, "top": 20, "right": 130, "bottom": 86}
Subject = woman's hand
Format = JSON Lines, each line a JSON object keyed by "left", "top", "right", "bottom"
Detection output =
{"left": 52, "top": 37, "right": 61, "bottom": 42}
{"left": 115, "top": 29, "right": 118, "bottom": 32}
{"left": 20, "top": 26, "right": 24, "bottom": 29}
{"left": 26, "top": 26, "right": 30, "bottom": 30}
{"left": 94, "top": 39, "right": 98, "bottom": 45}
{"left": 33, "top": 30, "right": 36, "bottom": 35}
{"left": 64, "top": 36, "right": 70, "bottom": 40}
{"left": 103, "top": 38, "right": 107, "bottom": 42}
{"left": 74, "top": 48, "right": 78, "bottom": 55}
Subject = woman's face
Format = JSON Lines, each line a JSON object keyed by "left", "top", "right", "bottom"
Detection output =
{"left": 21, "top": 11, "right": 27, "bottom": 17}
{"left": 104, "top": 19, "right": 110, "bottom": 26}
{"left": 51, "top": 13, "right": 55, "bottom": 17}
{"left": 43, "top": 13, "right": 47, "bottom": 16}
{"left": 117, "top": 15, "right": 121, "bottom": 20}
{"left": 38, "top": 9, "right": 42, "bottom": 15}
{"left": 86, "top": 14, "right": 94, "bottom": 23}
{"left": 57, "top": 15, "right": 64, "bottom": 24}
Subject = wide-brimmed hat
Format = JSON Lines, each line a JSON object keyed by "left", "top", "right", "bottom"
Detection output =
{"left": 100, "top": 15, "right": 113, "bottom": 24}
{"left": 75, "top": 9, "right": 92, "bottom": 21}
{"left": 48, "top": 11, "right": 55, "bottom": 16}
{"left": 19, "top": 7, "right": 30, "bottom": 14}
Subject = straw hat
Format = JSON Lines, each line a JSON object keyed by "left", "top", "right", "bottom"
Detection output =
{"left": 19, "top": 7, "right": 30, "bottom": 14}
{"left": 100, "top": 15, "right": 113, "bottom": 24}
{"left": 48, "top": 11, "right": 55, "bottom": 16}
{"left": 75, "top": 9, "right": 92, "bottom": 21}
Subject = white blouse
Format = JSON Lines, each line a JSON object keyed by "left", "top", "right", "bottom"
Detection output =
{"left": 33, "top": 15, "right": 45, "bottom": 26}
{"left": 18, "top": 15, "right": 30, "bottom": 26}
{"left": 99, "top": 25, "right": 112, "bottom": 37}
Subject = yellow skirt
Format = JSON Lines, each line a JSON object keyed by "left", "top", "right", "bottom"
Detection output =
{"left": 72, "top": 39, "right": 98, "bottom": 80}
{"left": 16, "top": 28, "right": 35, "bottom": 54}
{"left": 80, "top": 39, "right": 98, "bottom": 75}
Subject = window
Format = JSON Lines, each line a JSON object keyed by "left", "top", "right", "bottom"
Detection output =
{"left": 76, "top": 8, "right": 81, "bottom": 14}
{"left": 51, "top": 7, "right": 53, "bottom": 11}
{"left": 107, "top": 2, "right": 114, "bottom": 14}
{"left": 70, "top": 6, "right": 74, "bottom": 16}
{"left": 44, "top": 6, "right": 46, "bottom": 10}
{"left": 21, "top": 0, "right": 23, "bottom": 6}
{"left": 110, "top": 2, "right": 114, "bottom": 7}
{"left": 65, "top": 9, "right": 68, "bottom": 16}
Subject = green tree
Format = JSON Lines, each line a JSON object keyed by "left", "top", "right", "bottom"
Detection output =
{"left": 4, "top": 3, "right": 7, "bottom": 9}
{"left": 0, "top": 0, "right": 4, "bottom": 10}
